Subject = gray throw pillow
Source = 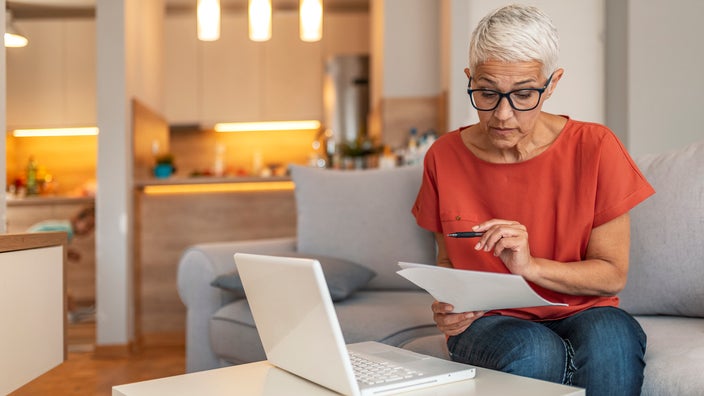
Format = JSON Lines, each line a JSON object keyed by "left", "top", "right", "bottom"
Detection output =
{"left": 290, "top": 165, "right": 436, "bottom": 290}
{"left": 210, "top": 253, "right": 376, "bottom": 302}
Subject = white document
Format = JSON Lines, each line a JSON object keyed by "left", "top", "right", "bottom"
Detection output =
{"left": 397, "top": 262, "right": 566, "bottom": 313}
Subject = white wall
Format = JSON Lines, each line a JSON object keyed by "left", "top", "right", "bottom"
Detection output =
{"left": 625, "top": 0, "right": 704, "bottom": 156}
{"left": 96, "top": 0, "right": 133, "bottom": 347}
{"left": 95, "top": 0, "right": 164, "bottom": 347}
{"left": 381, "top": 0, "right": 440, "bottom": 97}
{"left": 1, "top": 2, "right": 6, "bottom": 232}
{"left": 441, "top": 0, "right": 472, "bottom": 132}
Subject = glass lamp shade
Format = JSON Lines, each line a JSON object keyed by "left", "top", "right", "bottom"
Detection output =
{"left": 249, "top": 0, "right": 272, "bottom": 42}
{"left": 300, "top": 0, "right": 323, "bottom": 42}
{"left": 5, "top": 11, "right": 28, "bottom": 48}
{"left": 197, "top": 0, "right": 221, "bottom": 41}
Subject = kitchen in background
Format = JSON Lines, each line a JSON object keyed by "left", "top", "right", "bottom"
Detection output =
{"left": 4, "top": 2, "right": 372, "bottom": 344}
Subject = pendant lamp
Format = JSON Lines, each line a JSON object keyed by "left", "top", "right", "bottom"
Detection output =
{"left": 249, "top": 0, "right": 272, "bottom": 42}
{"left": 299, "top": 0, "right": 322, "bottom": 42}
{"left": 197, "top": 0, "right": 220, "bottom": 41}
{"left": 5, "top": 11, "right": 29, "bottom": 48}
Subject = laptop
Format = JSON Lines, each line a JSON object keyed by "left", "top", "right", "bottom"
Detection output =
{"left": 234, "top": 253, "right": 476, "bottom": 396}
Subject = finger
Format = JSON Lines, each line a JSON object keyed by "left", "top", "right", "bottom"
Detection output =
{"left": 431, "top": 301, "right": 454, "bottom": 313}
{"left": 477, "top": 224, "right": 526, "bottom": 252}
{"left": 437, "top": 311, "right": 485, "bottom": 336}
{"left": 434, "top": 310, "right": 483, "bottom": 329}
{"left": 473, "top": 219, "right": 520, "bottom": 232}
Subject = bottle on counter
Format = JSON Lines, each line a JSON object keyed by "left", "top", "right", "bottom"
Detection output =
{"left": 213, "top": 144, "right": 226, "bottom": 177}
{"left": 378, "top": 145, "right": 397, "bottom": 169}
{"left": 404, "top": 128, "right": 420, "bottom": 166}
{"left": 26, "top": 156, "right": 38, "bottom": 196}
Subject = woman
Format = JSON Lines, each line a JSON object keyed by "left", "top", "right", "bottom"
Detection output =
{"left": 412, "top": 4, "right": 654, "bottom": 395}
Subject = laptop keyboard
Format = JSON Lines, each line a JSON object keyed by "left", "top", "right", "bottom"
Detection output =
{"left": 349, "top": 351, "right": 425, "bottom": 385}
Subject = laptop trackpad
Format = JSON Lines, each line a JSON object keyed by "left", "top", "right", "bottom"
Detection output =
{"left": 372, "top": 350, "right": 425, "bottom": 363}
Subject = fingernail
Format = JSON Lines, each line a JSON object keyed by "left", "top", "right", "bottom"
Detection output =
{"left": 474, "top": 242, "right": 481, "bottom": 250}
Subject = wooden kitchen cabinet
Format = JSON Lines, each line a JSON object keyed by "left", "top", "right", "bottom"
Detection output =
{"left": 199, "top": 13, "right": 264, "bottom": 125}
{"left": 261, "top": 12, "right": 323, "bottom": 121}
{"left": 6, "top": 18, "right": 96, "bottom": 129}
{"left": 134, "top": 181, "right": 296, "bottom": 343}
{"left": 163, "top": 13, "right": 200, "bottom": 125}
{"left": 164, "top": 12, "right": 263, "bottom": 126}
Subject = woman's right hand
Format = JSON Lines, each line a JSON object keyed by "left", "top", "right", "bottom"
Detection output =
{"left": 431, "top": 301, "right": 485, "bottom": 336}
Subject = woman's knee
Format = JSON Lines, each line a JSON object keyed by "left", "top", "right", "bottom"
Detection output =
{"left": 448, "top": 316, "right": 567, "bottom": 382}
{"left": 560, "top": 307, "right": 646, "bottom": 359}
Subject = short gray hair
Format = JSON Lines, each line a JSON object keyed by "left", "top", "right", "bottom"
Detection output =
{"left": 469, "top": 4, "right": 559, "bottom": 78}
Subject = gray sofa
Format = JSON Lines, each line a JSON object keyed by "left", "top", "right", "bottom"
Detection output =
{"left": 177, "top": 139, "right": 704, "bottom": 395}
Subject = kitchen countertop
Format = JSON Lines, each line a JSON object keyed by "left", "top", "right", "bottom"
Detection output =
{"left": 6, "top": 177, "right": 293, "bottom": 204}
{"left": 6, "top": 195, "right": 95, "bottom": 206}
{"left": 134, "top": 176, "right": 295, "bottom": 195}
{"left": 133, "top": 175, "right": 291, "bottom": 188}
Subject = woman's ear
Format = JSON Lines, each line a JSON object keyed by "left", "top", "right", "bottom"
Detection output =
{"left": 545, "top": 68, "right": 564, "bottom": 98}
{"left": 464, "top": 68, "right": 471, "bottom": 79}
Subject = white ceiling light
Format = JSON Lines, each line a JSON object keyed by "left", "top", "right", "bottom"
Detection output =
{"left": 5, "top": 11, "right": 29, "bottom": 48}
{"left": 248, "top": 0, "right": 272, "bottom": 42}
{"left": 197, "top": 0, "right": 220, "bottom": 41}
{"left": 299, "top": 0, "right": 322, "bottom": 42}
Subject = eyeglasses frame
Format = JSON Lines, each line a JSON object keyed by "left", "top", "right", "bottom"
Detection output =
{"left": 467, "top": 71, "right": 556, "bottom": 112}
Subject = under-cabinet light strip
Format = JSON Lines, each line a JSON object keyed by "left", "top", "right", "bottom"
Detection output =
{"left": 12, "top": 127, "right": 99, "bottom": 137}
{"left": 214, "top": 120, "right": 321, "bottom": 132}
{"left": 143, "top": 181, "right": 295, "bottom": 195}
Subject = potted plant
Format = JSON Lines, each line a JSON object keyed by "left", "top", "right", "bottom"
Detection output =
{"left": 338, "top": 136, "right": 382, "bottom": 169}
{"left": 153, "top": 153, "right": 176, "bottom": 178}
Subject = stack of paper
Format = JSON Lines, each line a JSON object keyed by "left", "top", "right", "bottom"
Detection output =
{"left": 397, "top": 262, "right": 566, "bottom": 312}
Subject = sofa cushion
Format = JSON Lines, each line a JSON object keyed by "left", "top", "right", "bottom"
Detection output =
{"left": 210, "top": 290, "right": 440, "bottom": 364}
{"left": 290, "top": 165, "right": 437, "bottom": 290}
{"left": 619, "top": 139, "right": 704, "bottom": 317}
{"left": 211, "top": 252, "right": 376, "bottom": 302}
{"left": 634, "top": 316, "right": 704, "bottom": 396}
{"left": 401, "top": 334, "right": 450, "bottom": 360}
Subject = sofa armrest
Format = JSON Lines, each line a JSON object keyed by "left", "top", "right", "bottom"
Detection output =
{"left": 177, "top": 237, "right": 297, "bottom": 372}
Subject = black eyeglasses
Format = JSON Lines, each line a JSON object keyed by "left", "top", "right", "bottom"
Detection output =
{"left": 467, "top": 72, "right": 555, "bottom": 112}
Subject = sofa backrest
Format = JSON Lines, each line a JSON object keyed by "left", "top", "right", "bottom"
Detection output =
{"left": 619, "top": 139, "right": 704, "bottom": 317}
{"left": 290, "top": 165, "right": 436, "bottom": 290}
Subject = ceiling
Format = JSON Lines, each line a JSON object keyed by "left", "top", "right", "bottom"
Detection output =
{"left": 7, "top": 0, "right": 369, "bottom": 18}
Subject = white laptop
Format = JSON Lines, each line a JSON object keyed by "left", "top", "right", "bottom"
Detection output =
{"left": 234, "top": 253, "right": 476, "bottom": 396}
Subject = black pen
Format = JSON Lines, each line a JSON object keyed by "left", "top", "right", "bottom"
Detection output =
{"left": 447, "top": 231, "right": 484, "bottom": 238}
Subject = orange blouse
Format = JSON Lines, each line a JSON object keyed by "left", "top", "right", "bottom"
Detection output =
{"left": 412, "top": 117, "right": 655, "bottom": 321}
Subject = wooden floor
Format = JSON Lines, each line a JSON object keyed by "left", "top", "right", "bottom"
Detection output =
{"left": 11, "top": 321, "right": 186, "bottom": 395}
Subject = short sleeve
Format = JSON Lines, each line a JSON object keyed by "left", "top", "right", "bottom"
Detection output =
{"left": 593, "top": 133, "right": 655, "bottom": 227}
{"left": 412, "top": 149, "right": 443, "bottom": 233}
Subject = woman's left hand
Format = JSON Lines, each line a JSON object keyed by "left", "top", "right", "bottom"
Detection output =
{"left": 473, "top": 219, "right": 535, "bottom": 278}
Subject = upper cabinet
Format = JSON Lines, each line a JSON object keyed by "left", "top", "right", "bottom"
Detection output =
{"left": 5, "top": 11, "right": 368, "bottom": 130}
{"left": 164, "top": 11, "right": 369, "bottom": 127}
{"left": 6, "top": 18, "right": 97, "bottom": 129}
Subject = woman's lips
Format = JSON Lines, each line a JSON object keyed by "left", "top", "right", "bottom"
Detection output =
{"left": 490, "top": 126, "right": 516, "bottom": 136}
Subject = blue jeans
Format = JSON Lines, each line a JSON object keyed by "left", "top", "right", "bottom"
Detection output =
{"left": 447, "top": 307, "right": 646, "bottom": 395}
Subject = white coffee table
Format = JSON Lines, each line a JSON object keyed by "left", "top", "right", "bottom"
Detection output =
{"left": 113, "top": 360, "right": 585, "bottom": 396}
